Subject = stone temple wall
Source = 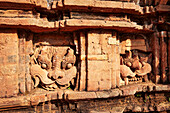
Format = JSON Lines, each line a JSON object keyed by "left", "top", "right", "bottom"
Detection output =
{"left": 0, "top": 29, "right": 19, "bottom": 97}
{"left": 0, "top": 0, "right": 169, "bottom": 112}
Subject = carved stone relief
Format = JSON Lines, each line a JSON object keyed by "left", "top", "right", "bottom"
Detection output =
{"left": 119, "top": 34, "right": 152, "bottom": 85}
{"left": 30, "top": 46, "right": 77, "bottom": 90}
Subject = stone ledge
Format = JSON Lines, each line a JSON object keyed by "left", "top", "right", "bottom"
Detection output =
{"left": 0, "top": 18, "right": 59, "bottom": 32}
{"left": 155, "top": 5, "right": 170, "bottom": 12}
{"left": 0, "top": 0, "right": 31, "bottom": 4}
{"left": 0, "top": 83, "right": 169, "bottom": 110}
{"left": 89, "top": 106, "right": 126, "bottom": 113}
{"left": 0, "top": 0, "right": 144, "bottom": 15}
{"left": 65, "top": 19, "right": 142, "bottom": 29}
{"left": 0, "top": 0, "right": 143, "bottom": 15}
{"left": 0, "top": 18, "right": 56, "bottom": 28}
{"left": 65, "top": 90, "right": 97, "bottom": 100}
{"left": 0, "top": 17, "right": 151, "bottom": 33}
{"left": 0, "top": 0, "right": 168, "bottom": 16}
{"left": 0, "top": 0, "right": 48, "bottom": 9}
{"left": 53, "top": 0, "right": 144, "bottom": 15}
{"left": 96, "top": 89, "right": 121, "bottom": 98}
{"left": 60, "top": 19, "right": 145, "bottom": 33}
{"left": 0, "top": 96, "right": 30, "bottom": 109}
{"left": 89, "top": 102, "right": 170, "bottom": 113}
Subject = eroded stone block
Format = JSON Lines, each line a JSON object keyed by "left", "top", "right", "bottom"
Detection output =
{"left": 87, "top": 61, "right": 111, "bottom": 91}
{"left": 66, "top": 91, "right": 97, "bottom": 100}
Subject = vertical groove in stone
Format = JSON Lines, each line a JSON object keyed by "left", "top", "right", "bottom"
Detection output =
{"left": 111, "top": 32, "right": 117, "bottom": 88}
{"left": 111, "top": 44, "right": 116, "bottom": 88}
{"left": 73, "top": 32, "right": 79, "bottom": 91}
{"left": 79, "top": 32, "right": 86, "bottom": 91}
{"left": 25, "top": 32, "right": 33, "bottom": 92}
{"left": 18, "top": 30, "right": 26, "bottom": 94}
{"left": 115, "top": 33, "right": 120, "bottom": 87}
{"left": 85, "top": 31, "right": 88, "bottom": 91}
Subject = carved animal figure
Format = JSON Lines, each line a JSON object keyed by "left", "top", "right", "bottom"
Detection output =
{"left": 120, "top": 50, "right": 152, "bottom": 85}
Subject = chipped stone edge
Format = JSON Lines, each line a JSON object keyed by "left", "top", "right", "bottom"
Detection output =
{"left": 0, "top": 18, "right": 148, "bottom": 33}
{"left": 0, "top": 83, "right": 169, "bottom": 110}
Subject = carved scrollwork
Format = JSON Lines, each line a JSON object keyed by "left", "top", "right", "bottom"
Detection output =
{"left": 30, "top": 46, "right": 77, "bottom": 90}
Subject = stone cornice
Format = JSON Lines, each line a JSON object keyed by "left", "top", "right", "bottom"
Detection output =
{"left": 0, "top": 18, "right": 153, "bottom": 33}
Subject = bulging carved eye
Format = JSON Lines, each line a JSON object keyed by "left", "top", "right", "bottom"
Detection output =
{"left": 66, "top": 63, "right": 72, "bottom": 69}
{"left": 41, "top": 63, "right": 47, "bottom": 69}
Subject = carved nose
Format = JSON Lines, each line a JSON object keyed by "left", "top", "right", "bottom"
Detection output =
{"left": 58, "top": 75, "right": 63, "bottom": 79}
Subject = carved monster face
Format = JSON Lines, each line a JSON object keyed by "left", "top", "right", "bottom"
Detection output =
{"left": 30, "top": 46, "right": 77, "bottom": 90}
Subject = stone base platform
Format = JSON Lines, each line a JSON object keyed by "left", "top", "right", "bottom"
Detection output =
{"left": 0, "top": 82, "right": 169, "bottom": 112}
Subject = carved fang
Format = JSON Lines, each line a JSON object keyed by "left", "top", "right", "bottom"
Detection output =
{"left": 34, "top": 76, "right": 40, "bottom": 87}
{"left": 30, "top": 64, "right": 55, "bottom": 85}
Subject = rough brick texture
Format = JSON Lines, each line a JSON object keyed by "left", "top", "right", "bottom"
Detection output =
{"left": 0, "top": 29, "right": 34, "bottom": 97}
{"left": 0, "top": 29, "right": 19, "bottom": 98}
{"left": 18, "top": 31, "right": 26, "bottom": 94}
{"left": 84, "top": 30, "right": 119, "bottom": 91}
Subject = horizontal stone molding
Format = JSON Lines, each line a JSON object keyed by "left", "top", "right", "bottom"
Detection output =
{"left": 0, "top": 17, "right": 153, "bottom": 33}
{"left": 155, "top": 5, "right": 170, "bottom": 12}
{"left": 59, "top": 19, "right": 148, "bottom": 33}
{"left": 53, "top": 0, "right": 144, "bottom": 15}
{"left": 65, "top": 19, "right": 143, "bottom": 29}
{"left": 0, "top": 83, "right": 169, "bottom": 111}
{"left": 0, "top": 0, "right": 48, "bottom": 9}
{"left": 0, "top": 18, "right": 58, "bottom": 32}
{"left": 0, "top": 18, "right": 56, "bottom": 28}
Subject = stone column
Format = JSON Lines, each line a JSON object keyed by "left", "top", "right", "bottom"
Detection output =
{"left": 160, "top": 31, "right": 167, "bottom": 83}
{"left": 167, "top": 32, "right": 170, "bottom": 83}
{"left": 79, "top": 32, "right": 87, "bottom": 91}
{"left": 152, "top": 32, "right": 160, "bottom": 83}
{"left": 109, "top": 33, "right": 117, "bottom": 88}
{"left": 108, "top": 32, "right": 119, "bottom": 88}
{"left": 18, "top": 30, "right": 26, "bottom": 94}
